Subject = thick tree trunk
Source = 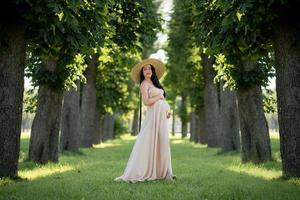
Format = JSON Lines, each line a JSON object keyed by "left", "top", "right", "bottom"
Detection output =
{"left": 181, "top": 94, "right": 188, "bottom": 138}
{"left": 0, "top": 25, "right": 26, "bottom": 177}
{"left": 201, "top": 53, "right": 220, "bottom": 147}
{"left": 220, "top": 82, "right": 240, "bottom": 151}
{"left": 131, "top": 108, "right": 139, "bottom": 136}
{"left": 60, "top": 81, "right": 81, "bottom": 151}
{"left": 274, "top": 20, "right": 300, "bottom": 177}
{"left": 80, "top": 54, "right": 98, "bottom": 147}
{"left": 197, "top": 109, "right": 207, "bottom": 144}
{"left": 237, "top": 59, "right": 271, "bottom": 163}
{"left": 29, "top": 60, "right": 63, "bottom": 164}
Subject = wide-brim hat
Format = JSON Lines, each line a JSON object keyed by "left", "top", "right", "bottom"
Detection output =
{"left": 131, "top": 58, "right": 165, "bottom": 83}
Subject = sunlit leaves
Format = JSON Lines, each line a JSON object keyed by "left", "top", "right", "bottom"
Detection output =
{"left": 192, "top": 0, "right": 276, "bottom": 89}
{"left": 23, "top": 0, "right": 108, "bottom": 89}
{"left": 95, "top": 0, "right": 161, "bottom": 115}
{"left": 96, "top": 45, "right": 137, "bottom": 114}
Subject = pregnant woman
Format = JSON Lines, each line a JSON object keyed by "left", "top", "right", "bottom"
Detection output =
{"left": 115, "top": 58, "right": 175, "bottom": 183}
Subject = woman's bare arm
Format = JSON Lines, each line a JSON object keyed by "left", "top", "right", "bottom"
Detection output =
{"left": 140, "top": 82, "right": 164, "bottom": 106}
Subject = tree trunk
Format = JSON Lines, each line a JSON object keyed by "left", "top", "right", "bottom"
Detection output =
{"left": 171, "top": 105, "right": 175, "bottom": 136}
{"left": 220, "top": 82, "right": 240, "bottom": 151}
{"left": 201, "top": 53, "right": 220, "bottom": 147}
{"left": 60, "top": 81, "right": 81, "bottom": 151}
{"left": 190, "top": 112, "right": 197, "bottom": 142}
{"left": 102, "top": 113, "right": 115, "bottom": 141}
{"left": 93, "top": 111, "right": 102, "bottom": 144}
{"left": 29, "top": 60, "right": 63, "bottom": 164}
{"left": 131, "top": 108, "right": 139, "bottom": 136}
{"left": 180, "top": 94, "right": 188, "bottom": 138}
{"left": 273, "top": 19, "right": 300, "bottom": 177}
{"left": 197, "top": 109, "right": 207, "bottom": 144}
{"left": 80, "top": 54, "right": 98, "bottom": 147}
{"left": 237, "top": 59, "right": 271, "bottom": 163}
{"left": 0, "top": 25, "right": 26, "bottom": 177}
{"left": 99, "top": 115, "right": 105, "bottom": 142}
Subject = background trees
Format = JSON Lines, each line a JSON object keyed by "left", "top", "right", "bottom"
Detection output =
{"left": 1, "top": 0, "right": 299, "bottom": 180}
{"left": 190, "top": 0, "right": 300, "bottom": 176}
{"left": 0, "top": 0, "right": 161, "bottom": 178}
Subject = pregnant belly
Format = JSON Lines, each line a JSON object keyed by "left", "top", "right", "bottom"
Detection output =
{"left": 155, "top": 99, "right": 170, "bottom": 112}
{"left": 164, "top": 100, "right": 170, "bottom": 112}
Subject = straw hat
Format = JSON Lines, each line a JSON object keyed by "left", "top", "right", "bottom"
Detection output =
{"left": 130, "top": 58, "right": 165, "bottom": 83}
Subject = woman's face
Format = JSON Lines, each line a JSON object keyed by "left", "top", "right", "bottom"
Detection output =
{"left": 142, "top": 64, "right": 152, "bottom": 79}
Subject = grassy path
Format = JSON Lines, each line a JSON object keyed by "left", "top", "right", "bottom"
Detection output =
{"left": 0, "top": 134, "right": 299, "bottom": 200}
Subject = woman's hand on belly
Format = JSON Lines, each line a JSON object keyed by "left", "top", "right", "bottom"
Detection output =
{"left": 166, "top": 111, "right": 171, "bottom": 119}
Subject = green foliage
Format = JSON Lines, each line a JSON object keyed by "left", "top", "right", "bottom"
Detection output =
{"left": 192, "top": 0, "right": 276, "bottom": 89}
{"left": 214, "top": 53, "right": 275, "bottom": 89}
{"left": 23, "top": 88, "right": 38, "bottom": 113}
{"left": 113, "top": 114, "right": 130, "bottom": 138}
{"left": 95, "top": 0, "right": 161, "bottom": 115}
{"left": 166, "top": 0, "right": 204, "bottom": 116}
{"left": 107, "top": 0, "right": 162, "bottom": 53}
{"left": 26, "top": 0, "right": 108, "bottom": 58}
{"left": 189, "top": 49, "right": 204, "bottom": 112}
{"left": 262, "top": 88, "right": 277, "bottom": 114}
{"left": 21, "top": 0, "right": 108, "bottom": 89}
{"left": 97, "top": 46, "right": 137, "bottom": 115}
{"left": 26, "top": 52, "right": 87, "bottom": 89}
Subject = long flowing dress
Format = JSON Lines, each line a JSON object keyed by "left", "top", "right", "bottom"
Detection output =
{"left": 114, "top": 86, "right": 173, "bottom": 182}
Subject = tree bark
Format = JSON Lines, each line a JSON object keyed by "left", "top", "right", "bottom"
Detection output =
{"left": 201, "top": 53, "right": 220, "bottom": 147}
{"left": 220, "top": 82, "right": 240, "bottom": 151}
{"left": 99, "top": 115, "right": 105, "bottom": 142}
{"left": 80, "top": 54, "right": 98, "bottom": 147}
{"left": 273, "top": 19, "right": 300, "bottom": 177}
{"left": 171, "top": 105, "right": 175, "bottom": 136}
{"left": 131, "top": 108, "right": 139, "bottom": 136}
{"left": 180, "top": 94, "right": 188, "bottom": 138}
{"left": 60, "top": 81, "right": 81, "bottom": 152}
{"left": 102, "top": 113, "right": 115, "bottom": 141}
{"left": 0, "top": 24, "right": 26, "bottom": 177}
{"left": 190, "top": 112, "right": 197, "bottom": 142}
{"left": 237, "top": 59, "right": 271, "bottom": 163}
{"left": 93, "top": 111, "right": 102, "bottom": 144}
{"left": 197, "top": 109, "right": 207, "bottom": 144}
{"left": 29, "top": 60, "right": 63, "bottom": 164}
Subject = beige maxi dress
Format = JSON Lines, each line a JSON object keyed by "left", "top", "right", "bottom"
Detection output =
{"left": 115, "top": 86, "right": 173, "bottom": 182}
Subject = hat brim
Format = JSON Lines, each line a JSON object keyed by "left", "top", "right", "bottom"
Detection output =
{"left": 131, "top": 58, "right": 165, "bottom": 83}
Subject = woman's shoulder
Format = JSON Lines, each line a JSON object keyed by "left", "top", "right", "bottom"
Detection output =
{"left": 140, "top": 80, "right": 153, "bottom": 89}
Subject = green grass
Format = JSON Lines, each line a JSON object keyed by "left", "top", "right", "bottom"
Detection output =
{"left": 0, "top": 133, "right": 300, "bottom": 200}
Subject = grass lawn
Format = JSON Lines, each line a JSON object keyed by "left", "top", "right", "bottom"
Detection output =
{"left": 0, "top": 132, "right": 300, "bottom": 200}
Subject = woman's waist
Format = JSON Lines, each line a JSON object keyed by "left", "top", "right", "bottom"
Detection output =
{"left": 147, "top": 99, "right": 169, "bottom": 108}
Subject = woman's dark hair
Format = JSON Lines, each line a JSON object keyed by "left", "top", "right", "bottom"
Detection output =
{"left": 139, "top": 65, "right": 166, "bottom": 97}
{"left": 138, "top": 64, "right": 167, "bottom": 131}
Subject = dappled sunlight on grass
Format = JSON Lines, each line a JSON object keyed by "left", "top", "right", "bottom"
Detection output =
{"left": 170, "top": 134, "right": 189, "bottom": 145}
{"left": 21, "top": 132, "right": 30, "bottom": 139}
{"left": 171, "top": 139, "right": 184, "bottom": 144}
{"left": 93, "top": 142, "right": 121, "bottom": 148}
{"left": 119, "top": 133, "right": 137, "bottom": 141}
{"left": 270, "top": 130, "right": 279, "bottom": 139}
{"left": 93, "top": 133, "right": 136, "bottom": 148}
{"left": 191, "top": 142, "right": 207, "bottom": 149}
{"left": 227, "top": 163, "right": 282, "bottom": 180}
{"left": 19, "top": 163, "right": 74, "bottom": 180}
